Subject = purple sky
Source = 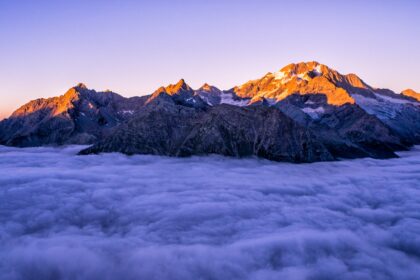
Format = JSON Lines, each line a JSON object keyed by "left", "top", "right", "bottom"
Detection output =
{"left": 1, "top": 0, "right": 419, "bottom": 119}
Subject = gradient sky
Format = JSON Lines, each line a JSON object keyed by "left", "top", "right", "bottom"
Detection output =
{"left": 1, "top": 0, "right": 419, "bottom": 119}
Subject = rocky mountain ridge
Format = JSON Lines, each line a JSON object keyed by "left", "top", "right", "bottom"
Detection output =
{"left": 1, "top": 61, "right": 419, "bottom": 162}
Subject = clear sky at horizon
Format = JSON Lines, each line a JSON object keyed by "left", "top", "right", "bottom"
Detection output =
{"left": 1, "top": 0, "right": 419, "bottom": 119}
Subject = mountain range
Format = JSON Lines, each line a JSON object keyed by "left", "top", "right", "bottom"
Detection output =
{"left": 1, "top": 61, "right": 419, "bottom": 162}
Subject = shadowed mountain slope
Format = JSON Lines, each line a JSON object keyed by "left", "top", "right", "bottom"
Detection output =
{"left": 1, "top": 62, "right": 419, "bottom": 162}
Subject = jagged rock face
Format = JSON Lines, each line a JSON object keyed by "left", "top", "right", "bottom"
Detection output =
{"left": 179, "top": 105, "right": 333, "bottom": 162}
{"left": 0, "top": 84, "right": 146, "bottom": 146}
{"left": 147, "top": 79, "right": 208, "bottom": 108}
{"left": 194, "top": 83, "right": 222, "bottom": 106}
{"left": 232, "top": 62, "right": 358, "bottom": 106}
{"left": 226, "top": 61, "right": 420, "bottom": 145}
{"left": 352, "top": 89, "right": 420, "bottom": 144}
{"left": 79, "top": 96, "right": 333, "bottom": 163}
{"left": 275, "top": 94, "right": 406, "bottom": 158}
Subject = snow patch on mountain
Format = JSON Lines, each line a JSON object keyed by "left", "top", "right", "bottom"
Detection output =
{"left": 220, "top": 93, "right": 249, "bottom": 106}
{"left": 353, "top": 92, "right": 419, "bottom": 120}
{"left": 297, "top": 73, "right": 308, "bottom": 81}
{"left": 121, "top": 110, "right": 135, "bottom": 115}
{"left": 376, "top": 93, "right": 419, "bottom": 105}
{"left": 314, "top": 64, "right": 323, "bottom": 76}
{"left": 273, "top": 70, "right": 286, "bottom": 80}
{"left": 302, "top": 106, "right": 325, "bottom": 119}
{"left": 352, "top": 94, "right": 399, "bottom": 120}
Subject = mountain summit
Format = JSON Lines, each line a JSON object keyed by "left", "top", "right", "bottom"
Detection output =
{"left": 153, "top": 79, "right": 193, "bottom": 96}
{"left": 232, "top": 61, "right": 374, "bottom": 106}
{"left": 1, "top": 61, "right": 419, "bottom": 162}
{"left": 0, "top": 84, "right": 142, "bottom": 146}
{"left": 402, "top": 89, "right": 420, "bottom": 101}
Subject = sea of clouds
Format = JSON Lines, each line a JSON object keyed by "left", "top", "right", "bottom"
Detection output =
{"left": 0, "top": 145, "right": 420, "bottom": 280}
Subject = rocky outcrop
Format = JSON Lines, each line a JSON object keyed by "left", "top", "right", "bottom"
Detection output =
{"left": 352, "top": 89, "right": 420, "bottom": 144}
{"left": 147, "top": 79, "right": 208, "bottom": 108}
{"left": 194, "top": 83, "right": 222, "bottom": 106}
{"left": 276, "top": 94, "right": 407, "bottom": 159}
{"left": 0, "top": 84, "right": 146, "bottom": 146}
{"left": 79, "top": 95, "right": 333, "bottom": 163}
{"left": 402, "top": 89, "right": 420, "bottom": 102}
{"left": 231, "top": 62, "right": 356, "bottom": 106}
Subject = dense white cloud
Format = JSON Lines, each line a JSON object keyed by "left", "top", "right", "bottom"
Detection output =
{"left": 0, "top": 146, "right": 420, "bottom": 280}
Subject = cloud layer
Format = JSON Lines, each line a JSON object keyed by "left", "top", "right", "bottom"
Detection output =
{"left": 0, "top": 146, "right": 420, "bottom": 280}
